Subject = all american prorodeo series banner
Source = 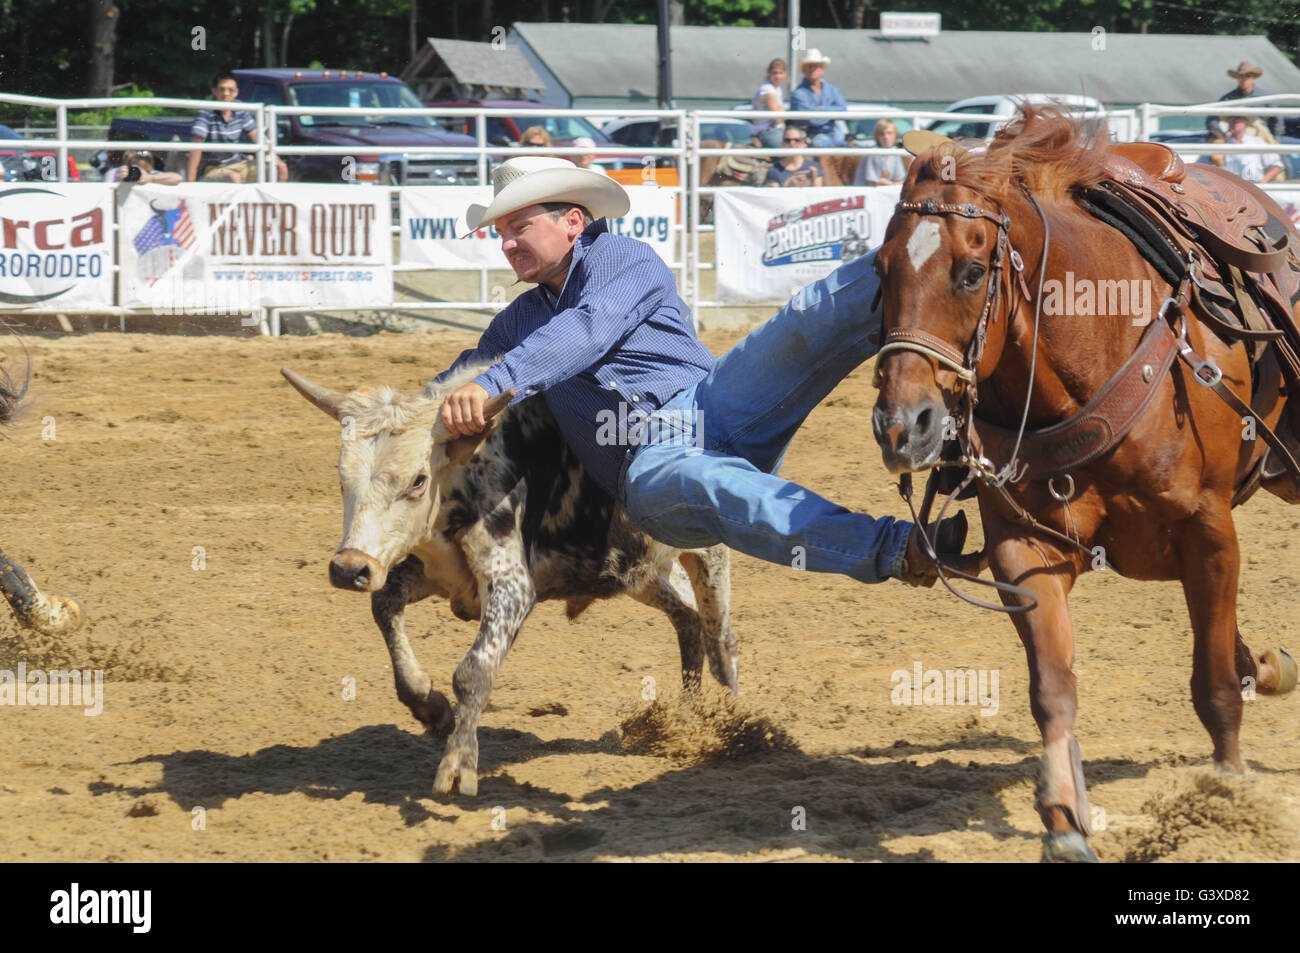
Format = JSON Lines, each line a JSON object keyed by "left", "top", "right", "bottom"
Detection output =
{"left": 400, "top": 185, "right": 678, "bottom": 269}
{"left": 713, "top": 186, "right": 901, "bottom": 305}
{"left": 117, "top": 183, "right": 392, "bottom": 311}
{"left": 0, "top": 184, "right": 114, "bottom": 310}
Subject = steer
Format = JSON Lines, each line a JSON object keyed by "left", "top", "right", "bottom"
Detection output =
{"left": 283, "top": 364, "right": 737, "bottom": 796}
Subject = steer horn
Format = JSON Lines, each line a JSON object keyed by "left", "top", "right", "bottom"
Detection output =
{"left": 432, "top": 389, "right": 516, "bottom": 465}
{"left": 0, "top": 547, "right": 84, "bottom": 636}
{"left": 281, "top": 367, "right": 346, "bottom": 420}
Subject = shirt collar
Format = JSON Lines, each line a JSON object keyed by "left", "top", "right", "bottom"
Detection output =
{"left": 539, "top": 219, "right": 608, "bottom": 305}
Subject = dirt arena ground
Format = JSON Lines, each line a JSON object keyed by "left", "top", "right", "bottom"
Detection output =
{"left": 0, "top": 328, "right": 1297, "bottom": 862}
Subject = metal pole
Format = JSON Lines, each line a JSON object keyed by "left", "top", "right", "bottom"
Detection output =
{"left": 657, "top": 0, "right": 672, "bottom": 108}
{"left": 789, "top": 0, "right": 801, "bottom": 99}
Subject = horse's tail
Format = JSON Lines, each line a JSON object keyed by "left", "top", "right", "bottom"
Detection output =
{"left": 0, "top": 340, "right": 31, "bottom": 427}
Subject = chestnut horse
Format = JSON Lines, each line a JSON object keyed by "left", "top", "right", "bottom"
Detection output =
{"left": 871, "top": 110, "right": 1298, "bottom": 862}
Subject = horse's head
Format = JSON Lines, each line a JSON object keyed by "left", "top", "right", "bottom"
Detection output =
{"left": 871, "top": 144, "right": 1018, "bottom": 473}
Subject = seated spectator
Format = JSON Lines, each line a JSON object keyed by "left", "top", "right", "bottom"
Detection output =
{"left": 186, "top": 70, "right": 288, "bottom": 182}
{"left": 570, "top": 136, "right": 606, "bottom": 174}
{"left": 519, "top": 126, "right": 552, "bottom": 152}
{"left": 103, "top": 150, "right": 182, "bottom": 186}
{"left": 751, "top": 58, "right": 788, "bottom": 149}
{"left": 1223, "top": 115, "right": 1283, "bottom": 183}
{"left": 853, "top": 119, "right": 909, "bottom": 187}
{"left": 1198, "top": 130, "right": 1227, "bottom": 168}
{"left": 765, "top": 128, "right": 823, "bottom": 187}
{"left": 789, "top": 50, "right": 845, "bottom": 147}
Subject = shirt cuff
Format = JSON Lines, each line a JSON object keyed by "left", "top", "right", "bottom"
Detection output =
{"left": 471, "top": 367, "right": 509, "bottom": 399}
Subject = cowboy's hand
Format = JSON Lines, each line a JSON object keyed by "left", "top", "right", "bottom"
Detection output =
{"left": 440, "top": 382, "right": 491, "bottom": 437}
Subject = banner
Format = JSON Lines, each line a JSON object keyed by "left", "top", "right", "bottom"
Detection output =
{"left": 713, "top": 186, "right": 901, "bottom": 305}
{"left": 400, "top": 184, "right": 678, "bottom": 269}
{"left": 0, "top": 184, "right": 113, "bottom": 310}
{"left": 117, "top": 183, "right": 392, "bottom": 312}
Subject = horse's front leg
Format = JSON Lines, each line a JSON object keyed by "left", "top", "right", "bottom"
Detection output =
{"left": 1177, "top": 500, "right": 1246, "bottom": 771}
{"left": 371, "top": 555, "right": 454, "bottom": 737}
{"left": 987, "top": 525, "right": 1095, "bottom": 863}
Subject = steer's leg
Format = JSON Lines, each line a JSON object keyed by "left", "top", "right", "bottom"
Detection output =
{"left": 631, "top": 559, "right": 705, "bottom": 691}
{"left": 371, "top": 555, "right": 453, "bottom": 738}
{"left": 679, "top": 545, "right": 738, "bottom": 693}
{"left": 434, "top": 504, "right": 536, "bottom": 797}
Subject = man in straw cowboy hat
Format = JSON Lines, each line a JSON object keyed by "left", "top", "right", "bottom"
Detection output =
{"left": 1208, "top": 60, "right": 1284, "bottom": 139}
{"left": 789, "top": 48, "right": 847, "bottom": 147}
{"left": 431, "top": 156, "right": 979, "bottom": 586}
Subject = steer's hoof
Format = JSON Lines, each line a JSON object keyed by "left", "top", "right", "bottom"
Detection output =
{"left": 433, "top": 750, "right": 478, "bottom": 797}
{"left": 1041, "top": 831, "right": 1099, "bottom": 863}
{"left": 414, "top": 691, "right": 455, "bottom": 739}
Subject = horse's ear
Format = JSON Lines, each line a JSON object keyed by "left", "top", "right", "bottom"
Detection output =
{"left": 902, "top": 130, "right": 954, "bottom": 157}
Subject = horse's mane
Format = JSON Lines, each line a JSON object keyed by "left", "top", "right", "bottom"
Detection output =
{"left": 911, "top": 105, "right": 1111, "bottom": 203}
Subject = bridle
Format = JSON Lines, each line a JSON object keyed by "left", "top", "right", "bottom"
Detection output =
{"left": 875, "top": 189, "right": 1081, "bottom": 612}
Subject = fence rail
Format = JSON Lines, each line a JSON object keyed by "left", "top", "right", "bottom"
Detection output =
{"left": 4, "top": 95, "right": 1300, "bottom": 332}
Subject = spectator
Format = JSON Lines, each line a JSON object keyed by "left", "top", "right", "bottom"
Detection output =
{"left": 186, "top": 70, "right": 288, "bottom": 182}
{"left": 103, "top": 150, "right": 182, "bottom": 186}
{"left": 1198, "top": 130, "right": 1227, "bottom": 168}
{"left": 1208, "top": 61, "right": 1283, "bottom": 139}
{"left": 1223, "top": 115, "right": 1283, "bottom": 183}
{"left": 519, "top": 126, "right": 552, "bottom": 152}
{"left": 751, "top": 58, "right": 788, "bottom": 149}
{"left": 569, "top": 136, "right": 606, "bottom": 174}
{"left": 789, "top": 49, "right": 846, "bottom": 147}
{"left": 764, "top": 127, "right": 823, "bottom": 187}
{"left": 853, "top": 119, "right": 909, "bottom": 187}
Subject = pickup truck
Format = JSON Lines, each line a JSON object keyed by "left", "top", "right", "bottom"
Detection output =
{"left": 107, "top": 69, "right": 479, "bottom": 185}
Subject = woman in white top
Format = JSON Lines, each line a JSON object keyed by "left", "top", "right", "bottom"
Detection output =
{"left": 751, "top": 58, "right": 788, "bottom": 149}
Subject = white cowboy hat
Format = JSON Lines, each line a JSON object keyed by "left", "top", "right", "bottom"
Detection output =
{"left": 799, "top": 49, "right": 831, "bottom": 67}
{"left": 465, "top": 157, "right": 629, "bottom": 233}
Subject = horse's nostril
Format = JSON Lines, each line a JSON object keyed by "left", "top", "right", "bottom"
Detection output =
{"left": 916, "top": 407, "right": 933, "bottom": 435}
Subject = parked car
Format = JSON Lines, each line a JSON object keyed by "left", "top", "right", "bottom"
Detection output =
{"left": 1149, "top": 130, "right": 1300, "bottom": 180}
{"left": 0, "top": 124, "right": 82, "bottom": 182}
{"left": 107, "top": 69, "right": 479, "bottom": 185}
{"left": 925, "top": 94, "right": 1117, "bottom": 140}
{"left": 604, "top": 115, "right": 758, "bottom": 149}
{"left": 430, "top": 100, "right": 631, "bottom": 169}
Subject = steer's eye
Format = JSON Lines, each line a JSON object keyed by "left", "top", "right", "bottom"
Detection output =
{"left": 961, "top": 262, "right": 987, "bottom": 290}
{"left": 411, "top": 473, "right": 428, "bottom": 492}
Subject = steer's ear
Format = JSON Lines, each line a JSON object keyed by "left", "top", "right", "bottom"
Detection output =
{"left": 436, "top": 389, "right": 515, "bottom": 466}
{"left": 281, "top": 367, "right": 346, "bottom": 420}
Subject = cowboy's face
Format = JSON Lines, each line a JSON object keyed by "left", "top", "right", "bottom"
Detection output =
{"left": 802, "top": 62, "right": 825, "bottom": 81}
{"left": 1238, "top": 75, "right": 1256, "bottom": 94}
{"left": 495, "top": 204, "right": 583, "bottom": 288}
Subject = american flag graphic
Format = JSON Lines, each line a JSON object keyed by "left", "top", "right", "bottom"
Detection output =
{"left": 1284, "top": 202, "right": 1300, "bottom": 228}
{"left": 134, "top": 200, "right": 197, "bottom": 285}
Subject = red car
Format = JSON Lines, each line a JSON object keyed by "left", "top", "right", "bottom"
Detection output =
{"left": 0, "top": 124, "right": 82, "bottom": 182}
{"left": 427, "top": 101, "right": 633, "bottom": 170}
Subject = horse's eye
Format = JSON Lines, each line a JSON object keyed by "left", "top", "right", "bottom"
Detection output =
{"left": 962, "top": 263, "right": 987, "bottom": 290}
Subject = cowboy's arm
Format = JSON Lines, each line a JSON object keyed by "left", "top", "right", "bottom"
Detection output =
{"left": 428, "top": 305, "right": 520, "bottom": 391}
{"left": 471, "top": 248, "right": 668, "bottom": 401}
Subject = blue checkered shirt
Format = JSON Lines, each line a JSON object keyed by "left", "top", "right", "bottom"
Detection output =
{"left": 434, "top": 220, "right": 714, "bottom": 496}
{"left": 190, "top": 108, "right": 256, "bottom": 167}
{"left": 790, "top": 79, "right": 847, "bottom": 140}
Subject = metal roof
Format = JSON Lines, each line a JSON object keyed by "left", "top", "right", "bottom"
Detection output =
{"left": 409, "top": 37, "right": 546, "bottom": 92}
{"left": 511, "top": 23, "right": 1300, "bottom": 108}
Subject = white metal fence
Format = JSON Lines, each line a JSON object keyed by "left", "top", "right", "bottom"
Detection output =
{"left": 4, "top": 94, "right": 1300, "bottom": 333}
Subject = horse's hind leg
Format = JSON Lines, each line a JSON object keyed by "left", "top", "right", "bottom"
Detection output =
{"left": 631, "top": 560, "right": 705, "bottom": 691}
{"left": 679, "top": 545, "right": 738, "bottom": 693}
{"left": 987, "top": 530, "right": 1096, "bottom": 863}
{"left": 1178, "top": 503, "right": 1245, "bottom": 771}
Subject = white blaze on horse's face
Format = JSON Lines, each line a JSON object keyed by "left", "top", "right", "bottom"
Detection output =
{"left": 906, "top": 219, "right": 943, "bottom": 272}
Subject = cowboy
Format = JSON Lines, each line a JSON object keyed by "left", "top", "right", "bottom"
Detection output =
{"left": 789, "top": 49, "right": 847, "bottom": 147}
{"left": 430, "top": 157, "right": 979, "bottom": 587}
{"left": 1207, "top": 60, "right": 1283, "bottom": 139}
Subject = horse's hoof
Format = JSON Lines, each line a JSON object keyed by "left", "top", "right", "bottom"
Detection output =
{"left": 433, "top": 750, "right": 477, "bottom": 797}
{"left": 1041, "top": 832, "right": 1099, "bottom": 863}
{"left": 1260, "top": 648, "right": 1298, "bottom": 695}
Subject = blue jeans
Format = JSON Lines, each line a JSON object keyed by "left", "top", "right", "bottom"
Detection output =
{"left": 618, "top": 249, "right": 911, "bottom": 584}
{"left": 810, "top": 129, "right": 845, "bottom": 148}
